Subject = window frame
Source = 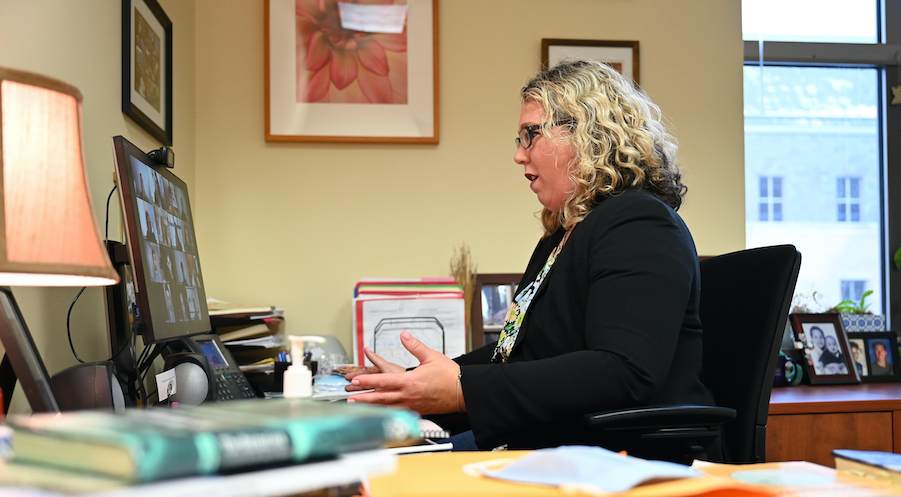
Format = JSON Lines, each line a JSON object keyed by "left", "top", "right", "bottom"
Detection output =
{"left": 758, "top": 175, "right": 783, "bottom": 222}
{"left": 841, "top": 279, "right": 868, "bottom": 302}
{"left": 742, "top": 1, "right": 901, "bottom": 328}
{"left": 837, "top": 177, "right": 862, "bottom": 223}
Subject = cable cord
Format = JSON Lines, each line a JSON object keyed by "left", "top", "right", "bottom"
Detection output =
{"left": 65, "top": 287, "right": 87, "bottom": 363}
{"left": 65, "top": 184, "right": 120, "bottom": 364}
{"left": 133, "top": 344, "right": 151, "bottom": 406}
{"left": 137, "top": 343, "right": 162, "bottom": 406}
{"left": 107, "top": 306, "right": 137, "bottom": 364}
{"left": 105, "top": 184, "right": 117, "bottom": 241}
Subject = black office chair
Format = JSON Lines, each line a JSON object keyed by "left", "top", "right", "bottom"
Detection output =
{"left": 581, "top": 245, "right": 802, "bottom": 464}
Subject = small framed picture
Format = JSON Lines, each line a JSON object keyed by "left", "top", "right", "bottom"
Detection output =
{"left": 541, "top": 39, "right": 639, "bottom": 85}
{"left": 121, "top": 0, "right": 173, "bottom": 145}
{"left": 789, "top": 313, "right": 860, "bottom": 385}
{"left": 847, "top": 331, "right": 901, "bottom": 383}
{"left": 470, "top": 273, "right": 521, "bottom": 350}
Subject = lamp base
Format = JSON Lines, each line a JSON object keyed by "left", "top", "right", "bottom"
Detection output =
{"left": 0, "top": 287, "right": 60, "bottom": 414}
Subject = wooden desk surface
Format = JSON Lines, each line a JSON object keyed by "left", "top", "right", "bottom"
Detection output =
{"left": 368, "top": 452, "right": 901, "bottom": 497}
{"left": 770, "top": 383, "right": 901, "bottom": 415}
{"left": 767, "top": 383, "right": 901, "bottom": 466}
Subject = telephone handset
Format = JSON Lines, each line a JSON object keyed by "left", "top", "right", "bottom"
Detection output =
{"left": 166, "top": 334, "right": 256, "bottom": 402}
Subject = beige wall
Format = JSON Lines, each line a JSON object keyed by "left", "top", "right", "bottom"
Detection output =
{"left": 194, "top": 0, "right": 746, "bottom": 356}
{"left": 0, "top": 0, "right": 744, "bottom": 413}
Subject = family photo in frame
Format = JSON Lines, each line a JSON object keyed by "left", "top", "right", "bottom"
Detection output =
{"left": 469, "top": 274, "right": 521, "bottom": 349}
{"left": 789, "top": 313, "right": 859, "bottom": 385}
{"left": 847, "top": 331, "right": 901, "bottom": 382}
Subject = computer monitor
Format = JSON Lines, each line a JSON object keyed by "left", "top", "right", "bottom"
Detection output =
{"left": 111, "top": 135, "right": 211, "bottom": 345}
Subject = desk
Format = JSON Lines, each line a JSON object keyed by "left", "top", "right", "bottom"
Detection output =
{"left": 767, "top": 383, "right": 901, "bottom": 467}
{"left": 368, "top": 451, "right": 901, "bottom": 497}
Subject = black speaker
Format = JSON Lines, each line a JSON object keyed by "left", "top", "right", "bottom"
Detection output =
{"left": 50, "top": 361, "right": 127, "bottom": 412}
{"left": 163, "top": 352, "right": 213, "bottom": 406}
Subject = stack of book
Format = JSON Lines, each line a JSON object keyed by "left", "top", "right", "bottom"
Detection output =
{"left": 1, "top": 398, "right": 420, "bottom": 494}
{"left": 352, "top": 277, "right": 466, "bottom": 369}
{"left": 207, "top": 299, "right": 286, "bottom": 381}
{"left": 834, "top": 449, "right": 901, "bottom": 485}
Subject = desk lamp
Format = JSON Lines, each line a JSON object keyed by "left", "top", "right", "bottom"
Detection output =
{"left": 0, "top": 67, "right": 120, "bottom": 413}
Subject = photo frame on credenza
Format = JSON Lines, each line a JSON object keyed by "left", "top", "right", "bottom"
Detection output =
{"left": 470, "top": 273, "right": 521, "bottom": 350}
{"left": 789, "top": 313, "right": 860, "bottom": 385}
{"left": 847, "top": 331, "right": 901, "bottom": 383}
{"left": 121, "top": 0, "right": 173, "bottom": 145}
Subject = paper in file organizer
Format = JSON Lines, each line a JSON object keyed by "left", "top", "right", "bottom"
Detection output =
{"left": 353, "top": 295, "right": 466, "bottom": 369}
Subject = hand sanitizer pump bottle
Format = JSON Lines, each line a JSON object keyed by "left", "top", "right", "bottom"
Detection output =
{"left": 284, "top": 335, "right": 326, "bottom": 398}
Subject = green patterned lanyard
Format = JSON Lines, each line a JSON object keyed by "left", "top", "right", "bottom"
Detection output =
{"left": 492, "top": 229, "right": 572, "bottom": 363}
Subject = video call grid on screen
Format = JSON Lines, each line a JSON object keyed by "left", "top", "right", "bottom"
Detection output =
{"left": 116, "top": 137, "right": 212, "bottom": 343}
{"left": 131, "top": 156, "right": 206, "bottom": 326}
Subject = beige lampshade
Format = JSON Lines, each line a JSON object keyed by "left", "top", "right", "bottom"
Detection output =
{"left": 0, "top": 67, "right": 119, "bottom": 287}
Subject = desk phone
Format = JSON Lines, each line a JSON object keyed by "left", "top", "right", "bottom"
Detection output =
{"left": 187, "top": 334, "right": 256, "bottom": 401}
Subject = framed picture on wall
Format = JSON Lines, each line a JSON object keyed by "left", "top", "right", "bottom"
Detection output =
{"left": 265, "top": 0, "right": 439, "bottom": 143}
{"left": 789, "top": 313, "right": 860, "bottom": 385}
{"left": 847, "top": 331, "right": 901, "bottom": 383}
{"left": 121, "top": 0, "right": 173, "bottom": 145}
{"left": 541, "top": 39, "right": 640, "bottom": 85}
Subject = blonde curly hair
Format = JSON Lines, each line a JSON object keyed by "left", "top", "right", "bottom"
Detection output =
{"left": 521, "top": 59, "right": 686, "bottom": 236}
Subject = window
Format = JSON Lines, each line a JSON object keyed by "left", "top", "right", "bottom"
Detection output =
{"left": 742, "top": 0, "right": 878, "bottom": 44}
{"left": 837, "top": 177, "right": 861, "bottom": 222}
{"left": 841, "top": 279, "right": 868, "bottom": 302}
{"left": 759, "top": 176, "right": 783, "bottom": 222}
{"left": 742, "top": 1, "right": 900, "bottom": 320}
{"left": 744, "top": 65, "right": 880, "bottom": 311}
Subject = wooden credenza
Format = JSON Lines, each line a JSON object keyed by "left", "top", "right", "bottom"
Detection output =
{"left": 767, "top": 383, "right": 901, "bottom": 467}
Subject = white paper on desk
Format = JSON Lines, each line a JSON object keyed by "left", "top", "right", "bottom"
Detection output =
{"left": 239, "top": 363, "right": 276, "bottom": 373}
{"left": 227, "top": 335, "right": 286, "bottom": 348}
{"left": 479, "top": 446, "right": 700, "bottom": 493}
{"left": 353, "top": 295, "right": 466, "bottom": 368}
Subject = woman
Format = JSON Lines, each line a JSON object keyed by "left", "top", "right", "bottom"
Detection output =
{"left": 346, "top": 60, "right": 715, "bottom": 451}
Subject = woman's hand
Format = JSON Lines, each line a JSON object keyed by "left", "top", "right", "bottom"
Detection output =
{"left": 343, "top": 347, "right": 405, "bottom": 389}
{"left": 344, "top": 348, "right": 406, "bottom": 383}
{"left": 346, "top": 331, "right": 463, "bottom": 415}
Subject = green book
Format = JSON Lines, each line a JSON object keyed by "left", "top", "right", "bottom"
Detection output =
{"left": 7, "top": 398, "right": 420, "bottom": 483}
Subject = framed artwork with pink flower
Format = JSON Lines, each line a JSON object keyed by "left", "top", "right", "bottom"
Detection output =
{"left": 265, "top": 0, "right": 439, "bottom": 143}
{"left": 122, "top": 0, "right": 173, "bottom": 145}
{"left": 541, "top": 39, "right": 640, "bottom": 86}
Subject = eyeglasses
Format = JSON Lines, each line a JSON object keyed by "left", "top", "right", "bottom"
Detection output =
{"left": 515, "top": 120, "right": 574, "bottom": 150}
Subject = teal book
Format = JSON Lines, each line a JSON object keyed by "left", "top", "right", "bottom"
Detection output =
{"left": 833, "top": 449, "right": 901, "bottom": 485}
{"left": 7, "top": 398, "right": 420, "bottom": 483}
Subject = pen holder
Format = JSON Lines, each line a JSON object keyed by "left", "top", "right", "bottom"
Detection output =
{"left": 273, "top": 361, "right": 291, "bottom": 392}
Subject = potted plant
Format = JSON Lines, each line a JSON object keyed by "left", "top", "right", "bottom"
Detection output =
{"left": 827, "top": 290, "right": 886, "bottom": 332}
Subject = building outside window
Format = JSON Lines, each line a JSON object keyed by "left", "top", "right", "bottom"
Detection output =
{"left": 742, "top": 0, "right": 899, "bottom": 320}
{"left": 841, "top": 279, "right": 868, "bottom": 303}
{"left": 759, "top": 176, "right": 783, "bottom": 222}
{"left": 837, "top": 177, "right": 861, "bottom": 223}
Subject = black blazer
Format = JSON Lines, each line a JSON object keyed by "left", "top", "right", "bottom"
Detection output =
{"left": 456, "top": 188, "right": 715, "bottom": 449}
